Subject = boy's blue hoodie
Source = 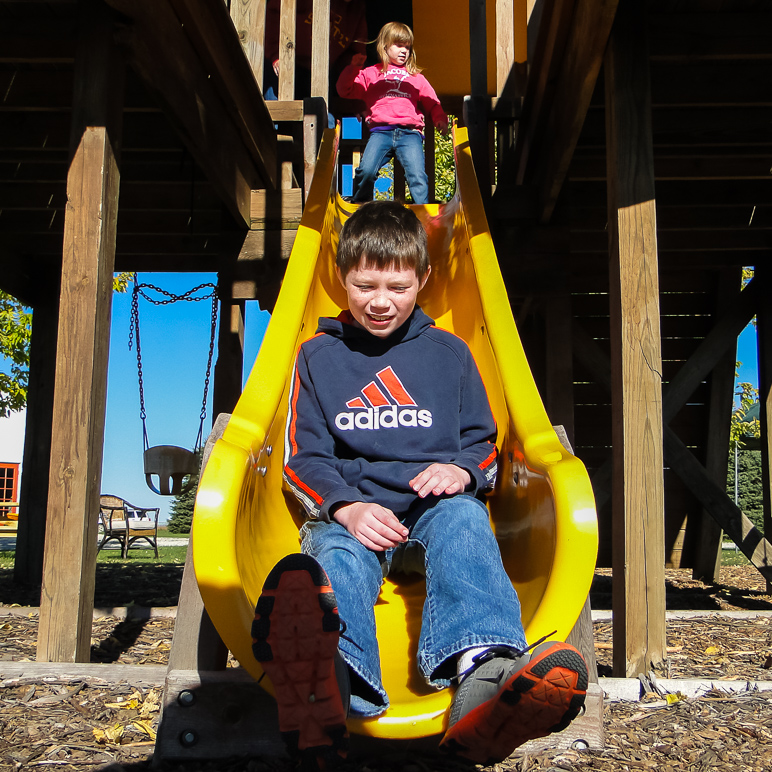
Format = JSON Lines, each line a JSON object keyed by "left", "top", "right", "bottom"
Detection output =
{"left": 283, "top": 307, "right": 498, "bottom": 522}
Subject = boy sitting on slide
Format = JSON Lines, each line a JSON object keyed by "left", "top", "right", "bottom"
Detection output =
{"left": 252, "top": 200, "right": 588, "bottom": 768}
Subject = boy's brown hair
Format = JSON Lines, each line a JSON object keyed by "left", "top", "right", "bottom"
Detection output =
{"left": 376, "top": 22, "right": 421, "bottom": 75}
{"left": 337, "top": 201, "right": 430, "bottom": 279}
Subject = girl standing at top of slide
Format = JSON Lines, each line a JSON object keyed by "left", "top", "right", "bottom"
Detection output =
{"left": 336, "top": 22, "right": 449, "bottom": 205}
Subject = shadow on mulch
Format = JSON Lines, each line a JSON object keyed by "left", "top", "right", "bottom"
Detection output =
{"left": 0, "top": 562, "right": 184, "bottom": 608}
{"left": 91, "top": 617, "right": 152, "bottom": 663}
{"left": 590, "top": 568, "right": 772, "bottom": 612}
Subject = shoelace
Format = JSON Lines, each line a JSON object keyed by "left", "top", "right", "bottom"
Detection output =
{"left": 452, "top": 629, "right": 558, "bottom": 685}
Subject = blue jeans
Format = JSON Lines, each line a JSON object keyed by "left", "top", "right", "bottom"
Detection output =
{"left": 300, "top": 495, "right": 527, "bottom": 717}
{"left": 352, "top": 127, "right": 430, "bottom": 204}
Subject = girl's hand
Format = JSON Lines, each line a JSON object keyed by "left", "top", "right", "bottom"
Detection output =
{"left": 333, "top": 502, "right": 408, "bottom": 551}
{"left": 409, "top": 464, "right": 471, "bottom": 498}
{"left": 437, "top": 119, "right": 450, "bottom": 136}
{"left": 351, "top": 53, "right": 367, "bottom": 68}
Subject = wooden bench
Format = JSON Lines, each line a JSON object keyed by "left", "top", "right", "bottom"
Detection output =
{"left": 97, "top": 494, "right": 160, "bottom": 558}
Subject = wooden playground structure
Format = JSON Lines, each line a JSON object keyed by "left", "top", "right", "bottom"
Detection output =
{"left": 1, "top": 0, "right": 771, "bottom": 762}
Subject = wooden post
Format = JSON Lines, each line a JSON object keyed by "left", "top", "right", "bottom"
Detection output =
{"left": 303, "top": 97, "right": 327, "bottom": 200}
{"left": 37, "top": 0, "right": 124, "bottom": 663}
{"left": 496, "top": 0, "right": 515, "bottom": 99}
{"left": 310, "top": 0, "right": 330, "bottom": 102}
{"left": 692, "top": 267, "right": 742, "bottom": 582}
{"left": 545, "top": 295, "right": 575, "bottom": 445}
{"left": 495, "top": 0, "right": 519, "bottom": 178}
{"left": 277, "top": 0, "right": 297, "bottom": 100}
{"left": 425, "top": 117, "right": 436, "bottom": 203}
{"left": 757, "top": 264, "right": 772, "bottom": 595}
{"left": 470, "top": 0, "right": 488, "bottom": 97}
{"left": 213, "top": 275, "right": 245, "bottom": 419}
{"left": 14, "top": 273, "right": 60, "bottom": 587}
{"left": 604, "top": 0, "right": 667, "bottom": 678}
{"left": 466, "top": 0, "right": 491, "bottom": 202}
{"left": 230, "top": 0, "right": 267, "bottom": 91}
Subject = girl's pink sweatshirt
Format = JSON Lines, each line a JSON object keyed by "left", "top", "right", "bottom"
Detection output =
{"left": 336, "top": 63, "right": 447, "bottom": 133}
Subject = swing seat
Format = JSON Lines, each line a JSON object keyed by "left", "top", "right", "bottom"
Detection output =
{"left": 192, "top": 126, "right": 598, "bottom": 740}
{"left": 144, "top": 445, "right": 198, "bottom": 496}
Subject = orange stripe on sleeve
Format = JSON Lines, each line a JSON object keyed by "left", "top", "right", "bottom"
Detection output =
{"left": 285, "top": 466, "right": 324, "bottom": 506}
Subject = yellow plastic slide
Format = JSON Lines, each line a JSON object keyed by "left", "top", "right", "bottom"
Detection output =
{"left": 192, "top": 126, "right": 598, "bottom": 740}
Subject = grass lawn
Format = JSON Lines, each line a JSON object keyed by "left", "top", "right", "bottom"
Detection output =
{"left": 0, "top": 544, "right": 187, "bottom": 570}
{"left": 721, "top": 547, "right": 751, "bottom": 566}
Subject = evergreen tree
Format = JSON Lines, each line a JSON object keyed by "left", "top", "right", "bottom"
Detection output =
{"left": 726, "top": 383, "right": 763, "bottom": 533}
{"left": 727, "top": 449, "right": 764, "bottom": 532}
{"left": 167, "top": 462, "right": 200, "bottom": 534}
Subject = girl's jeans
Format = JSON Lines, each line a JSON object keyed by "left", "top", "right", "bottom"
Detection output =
{"left": 351, "top": 127, "right": 429, "bottom": 204}
{"left": 300, "top": 495, "right": 527, "bottom": 717}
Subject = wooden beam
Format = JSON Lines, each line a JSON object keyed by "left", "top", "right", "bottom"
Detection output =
{"left": 37, "top": 0, "right": 124, "bottom": 663}
{"left": 104, "top": 0, "right": 277, "bottom": 225}
{"left": 496, "top": 0, "right": 515, "bottom": 98}
{"left": 536, "top": 0, "right": 618, "bottom": 221}
{"left": 648, "top": 13, "right": 772, "bottom": 61}
{"left": 250, "top": 188, "right": 303, "bottom": 229}
{"left": 664, "top": 427, "right": 772, "bottom": 583}
{"left": 470, "top": 0, "right": 488, "bottom": 97}
{"left": 757, "top": 265, "right": 772, "bottom": 594}
{"left": 545, "top": 295, "right": 575, "bottom": 444}
{"left": 277, "top": 0, "right": 297, "bottom": 100}
{"left": 662, "top": 278, "right": 758, "bottom": 424}
{"left": 164, "top": 0, "right": 278, "bottom": 186}
{"left": 569, "top": 153, "right": 772, "bottom": 181}
{"left": 310, "top": 0, "right": 330, "bottom": 102}
{"left": 510, "top": 0, "right": 618, "bottom": 221}
{"left": 14, "top": 270, "right": 60, "bottom": 588}
{"left": 508, "top": 0, "right": 575, "bottom": 188}
{"left": 266, "top": 100, "right": 304, "bottom": 121}
{"left": 213, "top": 276, "right": 246, "bottom": 418}
{"left": 692, "top": 268, "right": 742, "bottom": 583}
{"left": 569, "top": 179, "right": 772, "bottom": 208}
{"left": 230, "top": 0, "right": 267, "bottom": 91}
{"left": 0, "top": 250, "right": 37, "bottom": 305}
{"left": 580, "top": 106, "right": 772, "bottom": 147}
{"left": 605, "top": 0, "right": 666, "bottom": 679}
{"left": 302, "top": 97, "right": 327, "bottom": 200}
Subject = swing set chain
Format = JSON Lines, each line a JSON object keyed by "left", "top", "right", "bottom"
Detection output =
{"left": 195, "top": 289, "right": 219, "bottom": 452}
{"left": 128, "top": 283, "right": 148, "bottom": 451}
{"left": 129, "top": 276, "right": 219, "bottom": 453}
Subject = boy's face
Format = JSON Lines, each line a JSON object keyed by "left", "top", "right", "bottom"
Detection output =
{"left": 337, "top": 257, "right": 430, "bottom": 339}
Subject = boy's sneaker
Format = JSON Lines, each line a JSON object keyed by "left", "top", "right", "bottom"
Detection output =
{"left": 251, "top": 554, "right": 350, "bottom": 769}
{"left": 440, "top": 641, "right": 588, "bottom": 765}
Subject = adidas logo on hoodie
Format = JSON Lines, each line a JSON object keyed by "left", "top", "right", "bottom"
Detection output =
{"left": 334, "top": 366, "right": 433, "bottom": 431}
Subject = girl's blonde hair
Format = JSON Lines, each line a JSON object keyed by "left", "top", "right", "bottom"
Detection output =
{"left": 376, "top": 22, "right": 421, "bottom": 74}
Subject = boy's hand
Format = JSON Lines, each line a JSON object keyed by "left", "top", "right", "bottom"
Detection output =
{"left": 410, "top": 464, "right": 471, "bottom": 498}
{"left": 333, "top": 502, "right": 408, "bottom": 551}
{"left": 350, "top": 53, "right": 367, "bottom": 68}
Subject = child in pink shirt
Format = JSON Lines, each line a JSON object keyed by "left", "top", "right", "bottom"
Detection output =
{"left": 336, "top": 22, "right": 449, "bottom": 204}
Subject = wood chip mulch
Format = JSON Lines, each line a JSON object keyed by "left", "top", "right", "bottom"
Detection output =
{"left": 1, "top": 566, "right": 772, "bottom": 772}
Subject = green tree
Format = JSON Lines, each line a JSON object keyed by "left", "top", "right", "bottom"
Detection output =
{"left": 730, "top": 380, "right": 760, "bottom": 451}
{"left": 727, "top": 380, "right": 763, "bottom": 532}
{"left": 166, "top": 450, "right": 203, "bottom": 534}
{"left": 0, "top": 291, "right": 32, "bottom": 418}
{"left": 0, "top": 273, "right": 132, "bottom": 417}
{"left": 727, "top": 449, "right": 763, "bottom": 531}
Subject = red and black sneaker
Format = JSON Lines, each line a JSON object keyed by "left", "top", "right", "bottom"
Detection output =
{"left": 440, "top": 641, "right": 588, "bottom": 765}
{"left": 252, "top": 554, "right": 350, "bottom": 770}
